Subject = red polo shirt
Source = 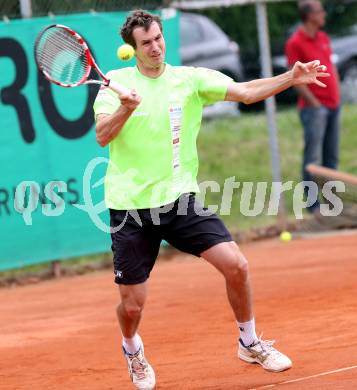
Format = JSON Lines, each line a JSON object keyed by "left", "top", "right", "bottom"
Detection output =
{"left": 285, "top": 27, "right": 340, "bottom": 109}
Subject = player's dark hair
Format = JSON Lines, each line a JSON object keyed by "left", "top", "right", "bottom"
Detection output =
{"left": 120, "top": 10, "right": 163, "bottom": 48}
{"left": 299, "top": 0, "right": 315, "bottom": 22}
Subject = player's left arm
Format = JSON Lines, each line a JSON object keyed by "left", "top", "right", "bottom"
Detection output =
{"left": 225, "top": 60, "right": 330, "bottom": 105}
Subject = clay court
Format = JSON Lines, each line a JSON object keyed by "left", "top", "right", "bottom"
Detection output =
{"left": 1, "top": 233, "right": 356, "bottom": 390}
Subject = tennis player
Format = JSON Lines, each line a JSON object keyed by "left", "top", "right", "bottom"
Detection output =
{"left": 93, "top": 10, "right": 329, "bottom": 389}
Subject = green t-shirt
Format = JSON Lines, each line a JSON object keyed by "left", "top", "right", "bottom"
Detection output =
{"left": 93, "top": 64, "right": 232, "bottom": 210}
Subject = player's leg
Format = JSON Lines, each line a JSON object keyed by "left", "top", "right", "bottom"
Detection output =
{"left": 201, "top": 240, "right": 292, "bottom": 372}
{"left": 163, "top": 194, "right": 291, "bottom": 372}
{"left": 200, "top": 241, "right": 253, "bottom": 323}
{"left": 110, "top": 209, "right": 159, "bottom": 390}
{"left": 117, "top": 282, "right": 147, "bottom": 340}
{"left": 117, "top": 282, "right": 155, "bottom": 390}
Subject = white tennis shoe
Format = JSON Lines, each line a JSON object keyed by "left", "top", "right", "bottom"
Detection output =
{"left": 238, "top": 336, "right": 292, "bottom": 372}
{"left": 123, "top": 343, "right": 156, "bottom": 389}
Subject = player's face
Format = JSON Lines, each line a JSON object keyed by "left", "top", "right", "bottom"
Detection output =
{"left": 308, "top": 1, "right": 326, "bottom": 28}
{"left": 133, "top": 22, "right": 166, "bottom": 69}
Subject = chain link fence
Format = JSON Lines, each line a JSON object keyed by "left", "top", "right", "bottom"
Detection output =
{"left": 1, "top": 0, "right": 170, "bottom": 19}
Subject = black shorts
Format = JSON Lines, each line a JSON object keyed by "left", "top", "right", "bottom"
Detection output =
{"left": 109, "top": 193, "right": 232, "bottom": 285}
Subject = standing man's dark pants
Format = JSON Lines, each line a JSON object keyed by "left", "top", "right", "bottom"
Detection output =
{"left": 300, "top": 105, "right": 341, "bottom": 212}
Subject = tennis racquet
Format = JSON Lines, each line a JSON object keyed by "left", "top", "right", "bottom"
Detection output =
{"left": 34, "top": 24, "right": 130, "bottom": 96}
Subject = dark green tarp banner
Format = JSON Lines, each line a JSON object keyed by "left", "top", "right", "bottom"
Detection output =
{"left": 0, "top": 10, "right": 180, "bottom": 271}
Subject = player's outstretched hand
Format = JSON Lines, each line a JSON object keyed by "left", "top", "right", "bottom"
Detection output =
{"left": 292, "top": 60, "right": 330, "bottom": 88}
{"left": 120, "top": 89, "right": 142, "bottom": 111}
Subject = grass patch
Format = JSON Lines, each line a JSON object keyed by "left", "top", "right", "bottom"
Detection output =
{"left": 198, "top": 104, "right": 357, "bottom": 230}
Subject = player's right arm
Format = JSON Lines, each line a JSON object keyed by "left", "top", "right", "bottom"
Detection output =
{"left": 95, "top": 90, "right": 141, "bottom": 147}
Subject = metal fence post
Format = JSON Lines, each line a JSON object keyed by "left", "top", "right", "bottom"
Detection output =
{"left": 255, "top": 0, "right": 286, "bottom": 223}
{"left": 19, "top": 0, "right": 32, "bottom": 18}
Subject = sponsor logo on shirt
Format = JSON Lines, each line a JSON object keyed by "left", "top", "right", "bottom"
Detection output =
{"left": 169, "top": 105, "right": 183, "bottom": 189}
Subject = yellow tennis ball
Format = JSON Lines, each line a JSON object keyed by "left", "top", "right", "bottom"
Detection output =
{"left": 117, "top": 44, "right": 135, "bottom": 61}
{"left": 280, "top": 231, "right": 292, "bottom": 242}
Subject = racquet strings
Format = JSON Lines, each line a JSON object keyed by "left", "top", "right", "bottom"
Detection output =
{"left": 36, "top": 27, "right": 89, "bottom": 85}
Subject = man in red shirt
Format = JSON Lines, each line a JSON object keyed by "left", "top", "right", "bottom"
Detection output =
{"left": 285, "top": 0, "right": 341, "bottom": 214}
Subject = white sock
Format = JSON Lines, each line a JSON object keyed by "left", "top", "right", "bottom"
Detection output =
{"left": 238, "top": 318, "right": 258, "bottom": 346}
{"left": 122, "top": 333, "right": 142, "bottom": 355}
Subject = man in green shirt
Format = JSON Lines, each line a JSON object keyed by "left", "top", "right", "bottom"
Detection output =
{"left": 94, "top": 10, "right": 329, "bottom": 390}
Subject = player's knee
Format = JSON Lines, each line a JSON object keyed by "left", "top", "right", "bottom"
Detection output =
{"left": 123, "top": 303, "right": 143, "bottom": 319}
{"left": 225, "top": 255, "right": 249, "bottom": 283}
{"left": 121, "top": 300, "right": 144, "bottom": 319}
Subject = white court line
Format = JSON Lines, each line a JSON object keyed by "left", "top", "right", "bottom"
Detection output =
{"left": 249, "top": 365, "right": 357, "bottom": 390}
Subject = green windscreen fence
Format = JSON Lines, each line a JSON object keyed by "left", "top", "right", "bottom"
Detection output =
{"left": 0, "top": 10, "right": 181, "bottom": 271}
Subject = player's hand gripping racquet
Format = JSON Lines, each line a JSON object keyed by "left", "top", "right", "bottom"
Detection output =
{"left": 34, "top": 24, "right": 130, "bottom": 96}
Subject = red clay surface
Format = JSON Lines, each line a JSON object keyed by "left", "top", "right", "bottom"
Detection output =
{"left": 1, "top": 233, "right": 357, "bottom": 390}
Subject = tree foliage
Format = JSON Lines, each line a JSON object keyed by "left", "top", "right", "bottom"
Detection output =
{"left": 198, "top": 0, "right": 357, "bottom": 77}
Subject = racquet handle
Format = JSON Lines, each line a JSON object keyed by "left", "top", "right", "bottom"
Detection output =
{"left": 107, "top": 80, "right": 131, "bottom": 96}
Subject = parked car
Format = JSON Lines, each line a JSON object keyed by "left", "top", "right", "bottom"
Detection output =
{"left": 273, "top": 25, "right": 357, "bottom": 103}
{"left": 180, "top": 12, "right": 244, "bottom": 117}
{"left": 331, "top": 27, "right": 357, "bottom": 103}
{"left": 180, "top": 12, "right": 244, "bottom": 81}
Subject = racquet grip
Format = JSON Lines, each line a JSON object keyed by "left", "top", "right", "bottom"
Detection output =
{"left": 107, "top": 80, "right": 131, "bottom": 96}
